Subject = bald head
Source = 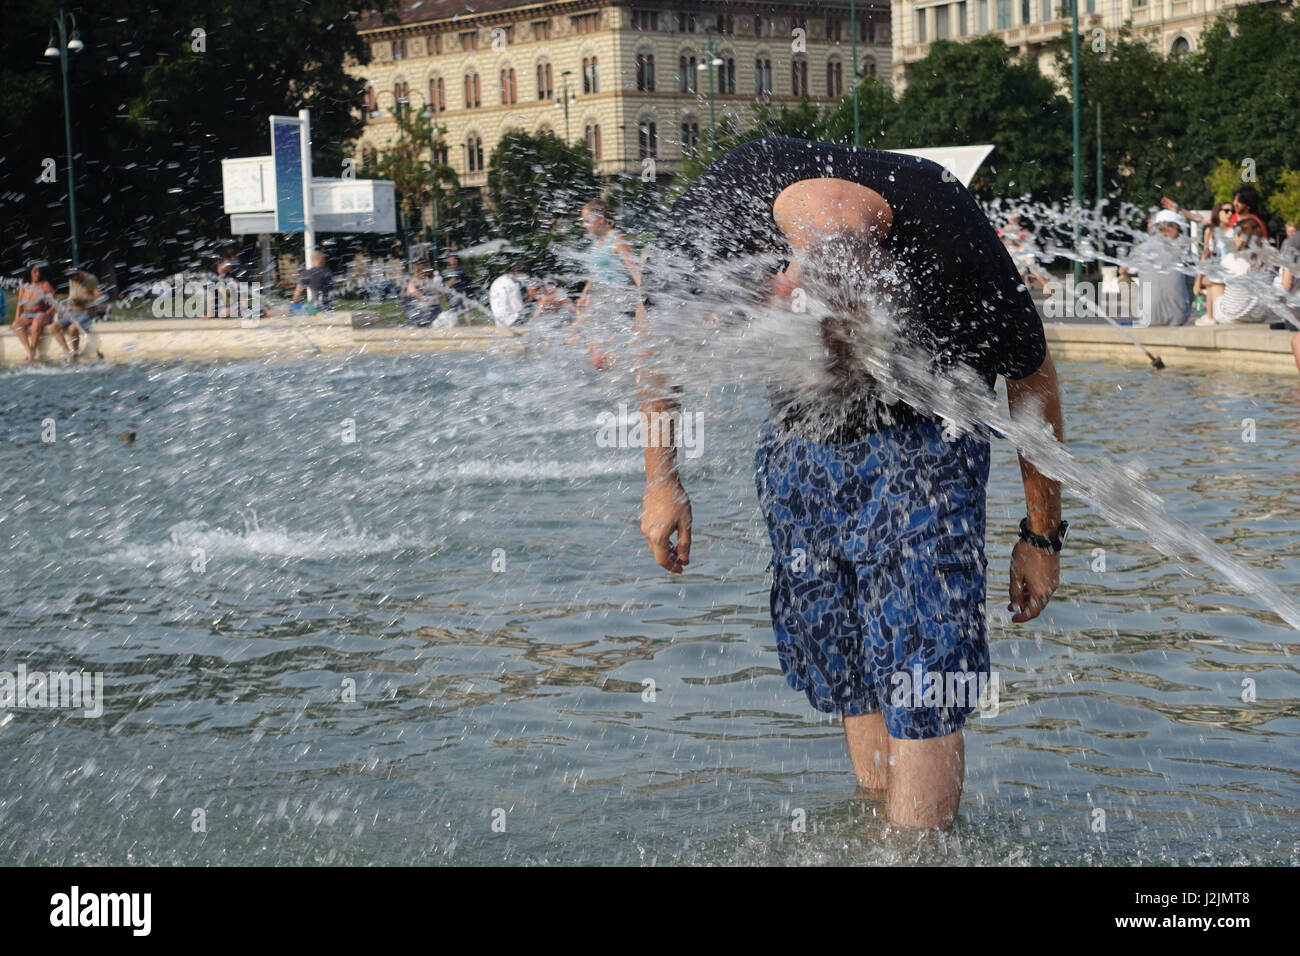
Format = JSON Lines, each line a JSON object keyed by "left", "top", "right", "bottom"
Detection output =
{"left": 772, "top": 178, "right": 893, "bottom": 253}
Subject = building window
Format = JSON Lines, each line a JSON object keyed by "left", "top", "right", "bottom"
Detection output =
{"left": 1171, "top": 36, "right": 1190, "bottom": 58}
{"left": 716, "top": 14, "right": 735, "bottom": 35}
{"left": 430, "top": 33, "right": 442, "bottom": 55}
{"left": 572, "top": 13, "right": 600, "bottom": 34}
{"left": 859, "top": 17, "right": 876, "bottom": 43}
{"left": 638, "top": 120, "right": 657, "bottom": 159}
{"left": 679, "top": 54, "right": 698, "bottom": 93}
{"left": 717, "top": 57, "right": 735, "bottom": 94}
{"left": 957, "top": 2, "right": 968, "bottom": 34}
{"left": 826, "top": 17, "right": 843, "bottom": 42}
{"left": 1021, "top": 0, "right": 1031, "bottom": 24}
{"left": 585, "top": 123, "right": 602, "bottom": 161}
{"left": 636, "top": 52, "right": 656, "bottom": 91}
{"left": 754, "top": 15, "right": 774, "bottom": 37}
{"left": 533, "top": 20, "right": 552, "bottom": 41}
{"left": 1087, "top": 0, "right": 1096, "bottom": 11}
{"left": 537, "top": 62, "right": 553, "bottom": 99}
{"left": 754, "top": 56, "right": 772, "bottom": 94}
{"left": 429, "top": 76, "right": 445, "bottom": 112}
{"left": 676, "top": 11, "right": 698, "bottom": 33}
{"left": 863, "top": 56, "right": 876, "bottom": 76}
{"left": 465, "top": 135, "right": 484, "bottom": 172}
{"left": 916, "top": 10, "right": 927, "bottom": 43}
{"left": 583, "top": 55, "right": 599, "bottom": 93}
{"left": 391, "top": 37, "right": 406, "bottom": 60}
{"left": 826, "top": 59, "right": 843, "bottom": 97}
{"left": 791, "top": 16, "right": 807, "bottom": 33}
{"left": 979, "top": 0, "right": 990, "bottom": 30}
{"left": 791, "top": 58, "right": 808, "bottom": 96}
{"left": 464, "top": 72, "right": 481, "bottom": 108}
{"left": 364, "top": 85, "right": 378, "bottom": 116}
{"left": 632, "top": 10, "right": 659, "bottom": 31}
{"left": 393, "top": 80, "right": 410, "bottom": 116}
{"left": 997, "top": 0, "right": 1011, "bottom": 28}
{"left": 680, "top": 120, "right": 699, "bottom": 153}
{"left": 1041, "top": 0, "right": 1051, "bottom": 19}
{"left": 499, "top": 67, "right": 517, "bottom": 104}
{"left": 936, "top": 6, "right": 950, "bottom": 39}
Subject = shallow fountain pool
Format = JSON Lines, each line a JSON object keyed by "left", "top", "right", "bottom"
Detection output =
{"left": 0, "top": 352, "right": 1296, "bottom": 865}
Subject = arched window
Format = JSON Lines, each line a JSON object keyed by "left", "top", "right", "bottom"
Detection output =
{"left": 1171, "top": 36, "right": 1190, "bottom": 60}
{"left": 863, "top": 55, "right": 877, "bottom": 77}
{"left": 754, "top": 54, "right": 772, "bottom": 95}
{"left": 582, "top": 55, "right": 600, "bottom": 93}
{"left": 638, "top": 118, "right": 657, "bottom": 159}
{"left": 364, "top": 85, "right": 378, "bottom": 117}
{"left": 464, "top": 71, "right": 481, "bottom": 108}
{"left": 429, "top": 76, "right": 446, "bottom": 112}
{"left": 791, "top": 58, "right": 808, "bottom": 97}
{"left": 680, "top": 118, "right": 700, "bottom": 153}
{"left": 393, "top": 79, "right": 410, "bottom": 116}
{"left": 636, "top": 49, "right": 656, "bottom": 91}
{"left": 678, "top": 53, "right": 698, "bottom": 93}
{"left": 499, "top": 67, "right": 517, "bottom": 104}
{"left": 585, "top": 123, "right": 602, "bottom": 162}
{"left": 715, "top": 52, "right": 736, "bottom": 93}
{"left": 826, "top": 59, "right": 843, "bottom": 97}
{"left": 465, "top": 134, "right": 485, "bottom": 172}
{"left": 536, "top": 61, "right": 553, "bottom": 99}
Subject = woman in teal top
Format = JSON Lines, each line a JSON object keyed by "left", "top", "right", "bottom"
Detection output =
{"left": 573, "top": 199, "right": 641, "bottom": 369}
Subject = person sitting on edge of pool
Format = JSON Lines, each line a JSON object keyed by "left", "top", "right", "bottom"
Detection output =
{"left": 636, "top": 137, "right": 1068, "bottom": 830}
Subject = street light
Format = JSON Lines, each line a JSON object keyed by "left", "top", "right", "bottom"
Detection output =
{"left": 556, "top": 70, "right": 575, "bottom": 140}
{"left": 45, "top": 8, "right": 83, "bottom": 268}
{"left": 851, "top": 0, "right": 861, "bottom": 146}
{"left": 697, "top": 28, "right": 722, "bottom": 158}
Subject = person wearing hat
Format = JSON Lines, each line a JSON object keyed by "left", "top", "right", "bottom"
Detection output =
{"left": 1119, "top": 210, "right": 1193, "bottom": 327}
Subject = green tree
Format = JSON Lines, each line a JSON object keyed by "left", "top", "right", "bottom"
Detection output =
{"left": 1268, "top": 169, "right": 1300, "bottom": 226}
{"left": 1168, "top": 5, "right": 1300, "bottom": 233}
{"left": 820, "top": 75, "right": 901, "bottom": 148}
{"left": 368, "top": 105, "right": 458, "bottom": 256}
{"left": 1205, "top": 158, "right": 1243, "bottom": 204}
{"left": 0, "top": 0, "right": 390, "bottom": 276}
{"left": 1053, "top": 27, "right": 1196, "bottom": 211}
{"left": 485, "top": 129, "right": 599, "bottom": 275}
{"left": 891, "top": 37, "right": 1071, "bottom": 198}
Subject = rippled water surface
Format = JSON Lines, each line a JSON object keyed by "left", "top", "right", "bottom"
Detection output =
{"left": 1, "top": 351, "right": 1297, "bottom": 865}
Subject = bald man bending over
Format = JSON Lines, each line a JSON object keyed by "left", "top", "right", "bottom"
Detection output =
{"left": 639, "top": 138, "right": 1067, "bottom": 829}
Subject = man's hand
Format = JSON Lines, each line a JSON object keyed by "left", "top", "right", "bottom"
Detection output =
{"left": 642, "top": 478, "right": 692, "bottom": 573}
{"left": 1008, "top": 540, "right": 1059, "bottom": 623}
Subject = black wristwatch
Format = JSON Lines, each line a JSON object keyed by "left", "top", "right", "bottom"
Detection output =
{"left": 1019, "top": 517, "right": 1069, "bottom": 552}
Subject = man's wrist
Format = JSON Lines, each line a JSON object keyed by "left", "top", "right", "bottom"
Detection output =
{"left": 1019, "top": 517, "right": 1068, "bottom": 552}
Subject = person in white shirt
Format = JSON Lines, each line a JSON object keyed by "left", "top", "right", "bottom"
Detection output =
{"left": 489, "top": 262, "right": 527, "bottom": 327}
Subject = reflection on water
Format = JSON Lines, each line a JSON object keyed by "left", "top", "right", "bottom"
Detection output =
{"left": 0, "top": 354, "right": 1296, "bottom": 865}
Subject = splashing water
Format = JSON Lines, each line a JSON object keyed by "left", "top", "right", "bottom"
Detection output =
{"left": 553, "top": 230, "right": 1300, "bottom": 633}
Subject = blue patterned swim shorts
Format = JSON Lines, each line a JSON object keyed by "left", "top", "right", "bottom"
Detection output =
{"left": 755, "top": 419, "right": 992, "bottom": 739}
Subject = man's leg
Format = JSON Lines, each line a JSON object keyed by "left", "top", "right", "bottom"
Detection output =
{"left": 886, "top": 731, "right": 965, "bottom": 829}
{"left": 844, "top": 712, "right": 889, "bottom": 790}
{"left": 48, "top": 319, "right": 72, "bottom": 356}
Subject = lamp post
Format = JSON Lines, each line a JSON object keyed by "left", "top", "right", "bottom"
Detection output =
{"left": 1071, "top": 0, "right": 1082, "bottom": 288}
{"left": 851, "top": 0, "right": 860, "bottom": 146}
{"left": 558, "top": 70, "right": 574, "bottom": 140}
{"left": 44, "top": 9, "right": 84, "bottom": 268}
{"left": 698, "top": 28, "right": 721, "bottom": 158}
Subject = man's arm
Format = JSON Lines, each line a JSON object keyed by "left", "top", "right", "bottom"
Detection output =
{"left": 1004, "top": 349, "right": 1064, "bottom": 623}
{"left": 640, "top": 391, "right": 692, "bottom": 573}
